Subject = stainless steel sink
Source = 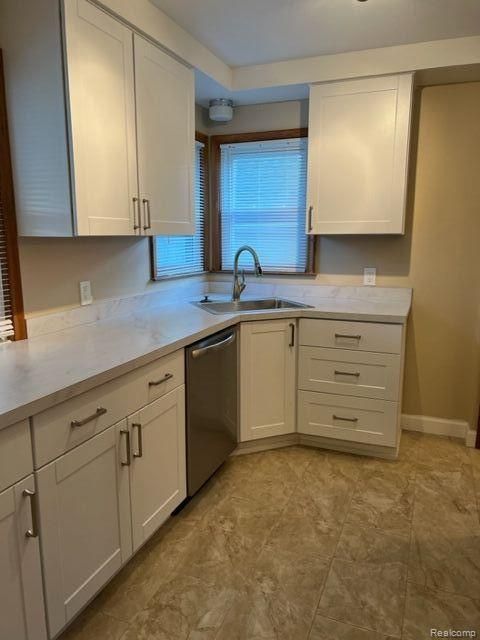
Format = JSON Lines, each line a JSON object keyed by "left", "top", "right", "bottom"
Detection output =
{"left": 192, "top": 297, "right": 313, "bottom": 315}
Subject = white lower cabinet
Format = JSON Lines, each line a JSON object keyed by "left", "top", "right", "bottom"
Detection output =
{"left": 129, "top": 387, "right": 186, "bottom": 552}
{"left": 37, "top": 424, "right": 132, "bottom": 638}
{"left": 36, "top": 384, "right": 186, "bottom": 637}
{"left": 240, "top": 320, "right": 296, "bottom": 441}
{"left": 0, "top": 475, "right": 47, "bottom": 640}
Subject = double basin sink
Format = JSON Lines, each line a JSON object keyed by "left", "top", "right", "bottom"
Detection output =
{"left": 192, "top": 297, "right": 313, "bottom": 315}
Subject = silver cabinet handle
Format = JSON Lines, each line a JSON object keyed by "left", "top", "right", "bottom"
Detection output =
{"left": 142, "top": 198, "right": 151, "bottom": 231}
{"left": 120, "top": 429, "right": 131, "bottom": 466}
{"left": 71, "top": 407, "right": 107, "bottom": 428}
{"left": 132, "top": 423, "right": 143, "bottom": 458}
{"left": 148, "top": 372, "right": 173, "bottom": 387}
{"left": 334, "top": 370, "right": 360, "bottom": 378}
{"left": 307, "top": 206, "right": 313, "bottom": 232}
{"left": 333, "top": 414, "right": 359, "bottom": 423}
{"left": 334, "top": 333, "right": 362, "bottom": 341}
{"left": 133, "top": 196, "right": 140, "bottom": 230}
{"left": 23, "top": 489, "right": 39, "bottom": 538}
{"left": 289, "top": 323, "right": 295, "bottom": 348}
{"left": 191, "top": 333, "right": 236, "bottom": 359}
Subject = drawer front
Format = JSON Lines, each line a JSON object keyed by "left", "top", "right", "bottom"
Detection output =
{"left": 299, "top": 319, "right": 403, "bottom": 354}
{"left": 139, "top": 350, "right": 184, "bottom": 404}
{"left": 32, "top": 349, "right": 184, "bottom": 468}
{"left": 0, "top": 420, "right": 33, "bottom": 492}
{"left": 298, "top": 346, "right": 401, "bottom": 401}
{"left": 298, "top": 390, "right": 398, "bottom": 447}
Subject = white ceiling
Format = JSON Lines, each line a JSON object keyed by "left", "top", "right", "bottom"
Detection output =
{"left": 151, "top": 0, "right": 480, "bottom": 68}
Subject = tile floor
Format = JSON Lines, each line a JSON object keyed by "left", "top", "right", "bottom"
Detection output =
{"left": 60, "top": 433, "right": 480, "bottom": 640}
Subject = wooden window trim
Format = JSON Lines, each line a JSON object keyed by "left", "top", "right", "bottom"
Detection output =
{"left": 150, "top": 130, "right": 210, "bottom": 280}
{"left": 210, "top": 128, "right": 316, "bottom": 275}
{"left": 0, "top": 50, "right": 26, "bottom": 340}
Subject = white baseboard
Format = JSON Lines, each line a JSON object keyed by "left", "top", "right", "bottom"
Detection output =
{"left": 401, "top": 414, "right": 469, "bottom": 440}
{"left": 466, "top": 429, "right": 478, "bottom": 448}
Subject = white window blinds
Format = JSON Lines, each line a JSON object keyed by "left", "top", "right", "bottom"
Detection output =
{"left": 220, "top": 137, "right": 309, "bottom": 273}
{"left": 153, "top": 140, "right": 206, "bottom": 278}
{"left": 0, "top": 176, "right": 14, "bottom": 341}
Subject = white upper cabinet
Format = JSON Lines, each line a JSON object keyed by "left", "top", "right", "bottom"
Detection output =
{"left": 0, "top": 0, "right": 195, "bottom": 237}
{"left": 134, "top": 35, "right": 195, "bottom": 236}
{"left": 307, "top": 73, "right": 414, "bottom": 235}
{"left": 63, "top": 0, "right": 139, "bottom": 235}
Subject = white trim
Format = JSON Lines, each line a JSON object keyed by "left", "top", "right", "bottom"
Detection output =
{"left": 231, "top": 433, "right": 297, "bottom": 456}
{"left": 298, "top": 434, "right": 399, "bottom": 460}
{"left": 401, "top": 413, "right": 468, "bottom": 440}
{"left": 466, "top": 429, "right": 478, "bottom": 448}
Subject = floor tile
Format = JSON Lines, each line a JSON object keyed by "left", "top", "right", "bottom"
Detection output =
{"left": 309, "top": 615, "right": 397, "bottom": 640}
{"left": 60, "top": 609, "right": 128, "bottom": 640}
{"left": 217, "top": 546, "right": 329, "bottom": 640}
{"left": 413, "top": 466, "right": 479, "bottom": 533}
{"left": 408, "top": 523, "right": 480, "bottom": 597}
{"left": 316, "top": 559, "right": 407, "bottom": 638}
{"left": 415, "top": 434, "right": 471, "bottom": 471}
{"left": 346, "top": 461, "right": 416, "bottom": 534}
{"left": 335, "top": 523, "right": 410, "bottom": 565}
{"left": 403, "top": 582, "right": 480, "bottom": 640}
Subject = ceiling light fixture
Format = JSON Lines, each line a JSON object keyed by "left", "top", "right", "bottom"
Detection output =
{"left": 209, "top": 98, "right": 234, "bottom": 122}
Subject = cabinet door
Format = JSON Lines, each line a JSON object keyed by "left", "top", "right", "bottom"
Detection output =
{"left": 0, "top": 476, "right": 47, "bottom": 640}
{"left": 307, "top": 73, "right": 413, "bottom": 235}
{"left": 134, "top": 34, "right": 195, "bottom": 236}
{"left": 240, "top": 320, "right": 296, "bottom": 441}
{"left": 37, "top": 423, "right": 132, "bottom": 638}
{"left": 63, "top": 0, "right": 139, "bottom": 235}
{"left": 129, "top": 386, "right": 186, "bottom": 552}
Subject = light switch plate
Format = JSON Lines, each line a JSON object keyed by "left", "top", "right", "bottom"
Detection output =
{"left": 363, "top": 267, "right": 376, "bottom": 286}
{"left": 79, "top": 280, "right": 93, "bottom": 306}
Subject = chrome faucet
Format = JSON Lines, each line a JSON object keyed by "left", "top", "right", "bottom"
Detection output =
{"left": 232, "top": 245, "right": 263, "bottom": 301}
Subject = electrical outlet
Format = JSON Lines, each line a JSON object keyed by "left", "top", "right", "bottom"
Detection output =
{"left": 79, "top": 280, "right": 93, "bottom": 306}
{"left": 363, "top": 267, "right": 376, "bottom": 286}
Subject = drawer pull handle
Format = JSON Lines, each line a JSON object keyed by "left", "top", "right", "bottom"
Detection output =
{"left": 334, "top": 333, "right": 362, "bottom": 341}
{"left": 334, "top": 370, "right": 360, "bottom": 378}
{"left": 289, "top": 323, "right": 295, "bottom": 348}
{"left": 132, "top": 423, "right": 143, "bottom": 458}
{"left": 148, "top": 372, "right": 173, "bottom": 387}
{"left": 333, "top": 414, "right": 359, "bottom": 423}
{"left": 120, "top": 429, "right": 131, "bottom": 466}
{"left": 71, "top": 407, "right": 107, "bottom": 428}
{"left": 23, "top": 489, "right": 39, "bottom": 538}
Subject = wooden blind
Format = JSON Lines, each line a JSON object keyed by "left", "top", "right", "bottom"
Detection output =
{"left": 0, "top": 50, "right": 25, "bottom": 341}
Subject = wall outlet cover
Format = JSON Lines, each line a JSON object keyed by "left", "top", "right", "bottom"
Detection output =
{"left": 79, "top": 280, "right": 93, "bottom": 306}
{"left": 363, "top": 267, "right": 377, "bottom": 286}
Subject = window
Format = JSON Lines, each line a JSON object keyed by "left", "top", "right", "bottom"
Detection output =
{"left": 152, "top": 135, "right": 208, "bottom": 278}
{"left": 0, "top": 50, "right": 25, "bottom": 341}
{"left": 212, "top": 131, "right": 314, "bottom": 274}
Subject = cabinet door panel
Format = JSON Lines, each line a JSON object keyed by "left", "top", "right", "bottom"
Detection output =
{"left": 240, "top": 320, "right": 296, "bottom": 441}
{"left": 134, "top": 35, "right": 195, "bottom": 236}
{"left": 307, "top": 74, "right": 413, "bottom": 235}
{"left": 0, "top": 477, "right": 47, "bottom": 640}
{"left": 37, "top": 423, "right": 131, "bottom": 637}
{"left": 63, "top": 0, "right": 138, "bottom": 235}
{"left": 130, "top": 387, "right": 186, "bottom": 551}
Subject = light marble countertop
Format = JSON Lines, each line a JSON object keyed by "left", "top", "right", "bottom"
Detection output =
{"left": 0, "top": 287, "right": 412, "bottom": 430}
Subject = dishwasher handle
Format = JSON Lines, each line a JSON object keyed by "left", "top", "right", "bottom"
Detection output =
{"left": 191, "top": 332, "right": 236, "bottom": 359}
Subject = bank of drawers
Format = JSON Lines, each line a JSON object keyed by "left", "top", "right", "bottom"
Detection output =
{"left": 298, "top": 319, "right": 404, "bottom": 447}
{"left": 31, "top": 349, "right": 184, "bottom": 468}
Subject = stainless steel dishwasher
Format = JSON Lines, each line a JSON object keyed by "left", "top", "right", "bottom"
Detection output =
{"left": 186, "top": 326, "right": 238, "bottom": 496}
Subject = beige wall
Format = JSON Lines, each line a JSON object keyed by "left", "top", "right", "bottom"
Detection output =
{"left": 18, "top": 88, "right": 480, "bottom": 426}
{"left": 18, "top": 236, "right": 163, "bottom": 314}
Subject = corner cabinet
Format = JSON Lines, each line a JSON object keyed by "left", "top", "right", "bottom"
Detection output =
{"left": 0, "top": 0, "right": 195, "bottom": 237}
{"left": 240, "top": 320, "right": 296, "bottom": 441}
{"left": 306, "top": 73, "right": 414, "bottom": 235}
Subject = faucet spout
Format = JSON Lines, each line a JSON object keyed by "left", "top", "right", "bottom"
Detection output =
{"left": 232, "top": 245, "right": 263, "bottom": 301}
